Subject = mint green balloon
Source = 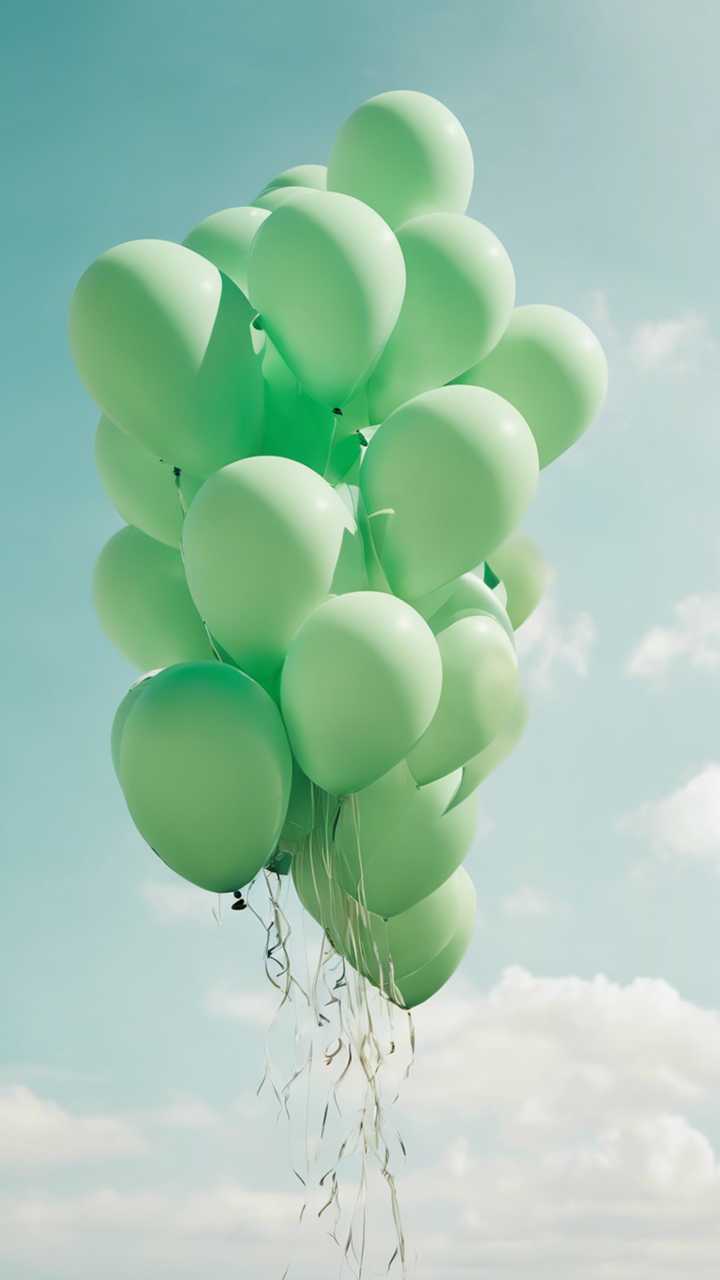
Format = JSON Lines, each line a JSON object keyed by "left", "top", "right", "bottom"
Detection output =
{"left": 253, "top": 187, "right": 306, "bottom": 212}
{"left": 281, "top": 592, "right": 442, "bottom": 794}
{"left": 368, "top": 214, "right": 515, "bottom": 420}
{"left": 182, "top": 457, "right": 361, "bottom": 689}
{"left": 114, "top": 662, "right": 292, "bottom": 893}
{"left": 293, "top": 845, "right": 475, "bottom": 1006}
{"left": 395, "top": 874, "right": 476, "bottom": 1008}
{"left": 261, "top": 341, "right": 369, "bottom": 482}
{"left": 257, "top": 164, "right": 328, "bottom": 197}
{"left": 427, "top": 571, "right": 515, "bottom": 646}
{"left": 334, "top": 761, "right": 477, "bottom": 917}
{"left": 110, "top": 669, "right": 161, "bottom": 775}
{"left": 409, "top": 614, "right": 519, "bottom": 785}
{"left": 446, "top": 688, "right": 528, "bottom": 812}
{"left": 456, "top": 305, "right": 608, "bottom": 468}
{"left": 95, "top": 416, "right": 201, "bottom": 550}
{"left": 360, "top": 385, "right": 539, "bottom": 599}
{"left": 247, "top": 190, "right": 406, "bottom": 407}
{"left": 328, "top": 90, "right": 474, "bottom": 230}
{"left": 183, "top": 207, "right": 269, "bottom": 296}
{"left": 487, "top": 532, "right": 549, "bottom": 629}
{"left": 93, "top": 526, "right": 212, "bottom": 670}
{"left": 70, "top": 239, "right": 263, "bottom": 474}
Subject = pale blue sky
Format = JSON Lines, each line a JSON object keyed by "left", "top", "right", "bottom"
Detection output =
{"left": 2, "top": 2, "right": 720, "bottom": 1277}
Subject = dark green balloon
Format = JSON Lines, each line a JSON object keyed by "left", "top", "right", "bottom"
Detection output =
{"left": 93, "top": 527, "right": 212, "bottom": 670}
{"left": 114, "top": 663, "right": 292, "bottom": 892}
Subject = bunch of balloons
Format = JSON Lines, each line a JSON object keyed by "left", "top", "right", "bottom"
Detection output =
{"left": 72, "top": 90, "right": 607, "bottom": 1011}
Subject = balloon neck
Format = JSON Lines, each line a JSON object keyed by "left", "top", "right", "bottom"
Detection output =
{"left": 356, "top": 430, "right": 368, "bottom": 447}
{"left": 332, "top": 406, "right": 343, "bottom": 416}
{"left": 483, "top": 561, "right": 500, "bottom": 589}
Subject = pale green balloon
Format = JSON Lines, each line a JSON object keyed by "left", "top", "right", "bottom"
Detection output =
{"left": 456, "top": 304, "right": 608, "bottom": 468}
{"left": 183, "top": 206, "right": 270, "bottom": 296}
{"left": 261, "top": 341, "right": 370, "bottom": 483}
{"left": 328, "top": 90, "right": 474, "bottom": 229}
{"left": 408, "top": 614, "right": 519, "bottom": 785}
{"left": 360, "top": 385, "right": 539, "bottom": 599}
{"left": 427, "top": 570, "right": 515, "bottom": 646}
{"left": 253, "top": 187, "right": 305, "bottom": 212}
{"left": 395, "top": 874, "right": 476, "bottom": 1008}
{"left": 182, "top": 456, "right": 361, "bottom": 689}
{"left": 281, "top": 591, "right": 442, "bottom": 795}
{"left": 445, "top": 688, "right": 529, "bottom": 812}
{"left": 70, "top": 239, "right": 264, "bottom": 474}
{"left": 247, "top": 190, "right": 406, "bottom": 407}
{"left": 93, "top": 526, "right": 212, "bottom": 670}
{"left": 334, "top": 761, "right": 477, "bottom": 917}
{"left": 114, "top": 662, "right": 292, "bottom": 893}
{"left": 257, "top": 163, "right": 328, "bottom": 197}
{"left": 293, "top": 844, "right": 475, "bottom": 1006}
{"left": 95, "top": 416, "right": 201, "bottom": 550}
{"left": 368, "top": 213, "right": 515, "bottom": 420}
{"left": 487, "top": 532, "right": 550, "bottom": 629}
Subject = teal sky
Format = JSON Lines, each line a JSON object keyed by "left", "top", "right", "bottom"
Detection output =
{"left": 2, "top": 2, "right": 720, "bottom": 1277}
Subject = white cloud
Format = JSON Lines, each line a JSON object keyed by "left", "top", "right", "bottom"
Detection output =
{"left": 517, "top": 594, "right": 596, "bottom": 692}
{"left": 4, "top": 970, "right": 720, "bottom": 1278}
{"left": 500, "top": 884, "right": 564, "bottom": 919}
{"left": 626, "top": 593, "right": 720, "bottom": 680}
{"left": 629, "top": 311, "right": 712, "bottom": 373}
{"left": 205, "top": 987, "right": 274, "bottom": 1025}
{"left": 140, "top": 879, "right": 223, "bottom": 925}
{"left": 622, "top": 764, "right": 720, "bottom": 866}
{"left": 0, "top": 1086, "right": 145, "bottom": 1167}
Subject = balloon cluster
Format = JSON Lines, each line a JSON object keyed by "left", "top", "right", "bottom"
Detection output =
{"left": 72, "top": 90, "right": 607, "bottom": 1011}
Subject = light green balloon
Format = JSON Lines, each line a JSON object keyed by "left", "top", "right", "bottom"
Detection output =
{"left": 368, "top": 214, "right": 515, "bottom": 420}
{"left": 183, "top": 206, "right": 270, "bottom": 296}
{"left": 110, "top": 669, "right": 162, "bottom": 775}
{"left": 445, "top": 688, "right": 529, "bottom": 812}
{"left": 408, "top": 614, "right": 519, "bottom": 785}
{"left": 257, "top": 164, "right": 328, "bottom": 197}
{"left": 93, "top": 526, "right": 212, "bottom": 670}
{"left": 114, "top": 662, "right": 292, "bottom": 892}
{"left": 293, "top": 844, "right": 475, "bottom": 1006}
{"left": 261, "top": 341, "right": 369, "bottom": 483}
{"left": 281, "top": 591, "right": 442, "bottom": 795}
{"left": 360, "top": 385, "right": 539, "bottom": 599}
{"left": 395, "top": 876, "right": 476, "bottom": 1008}
{"left": 456, "top": 304, "right": 608, "bottom": 468}
{"left": 182, "top": 456, "right": 361, "bottom": 689}
{"left": 95, "top": 416, "right": 201, "bottom": 550}
{"left": 427, "top": 571, "right": 515, "bottom": 646}
{"left": 247, "top": 190, "right": 406, "bottom": 407}
{"left": 487, "top": 532, "right": 549, "bottom": 629}
{"left": 70, "top": 239, "right": 263, "bottom": 475}
{"left": 328, "top": 90, "right": 474, "bottom": 230}
{"left": 334, "top": 761, "right": 477, "bottom": 917}
{"left": 253, "top": 187, "right": 306, "bottom": 212}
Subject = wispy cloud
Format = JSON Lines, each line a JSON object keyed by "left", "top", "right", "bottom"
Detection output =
{"left": 626, "top": 593, "right": 720, "bottom": 680}
{"left": 500, "top": 884, "right": 565, "bottom": 919}
{"left": 0, "top": 1086, "right": 146, "bottom": 1167}
{"left": 140, "top": 879, "right": 223, "bottom": 925}
{"left": 517, "top": 593, "right": 596, "bottom": 692}
{"left": 621, "top": 764, "right": 720, "bottom": 867}
{"left": 629, "top": 311, "right": 712, "bottom": 373}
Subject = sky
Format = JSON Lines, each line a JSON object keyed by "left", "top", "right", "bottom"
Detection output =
{"left": 2, "top": 0, "right": 720, "bottom": 1276}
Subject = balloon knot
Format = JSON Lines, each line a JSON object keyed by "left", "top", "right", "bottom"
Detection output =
{"left": 172, "top": 466, "right": 182, "bottom": 479}
{"left": 252, "top": 314, "right": 264, "bottom": 331}
{"left": 356, "top": 430, "right": 368, "bottom": 447}
{"left": 231, "top": 891, "right": 247, "bottom": 912}
{"left": 332, "top": 407, "right": 343, "bottom": 416}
